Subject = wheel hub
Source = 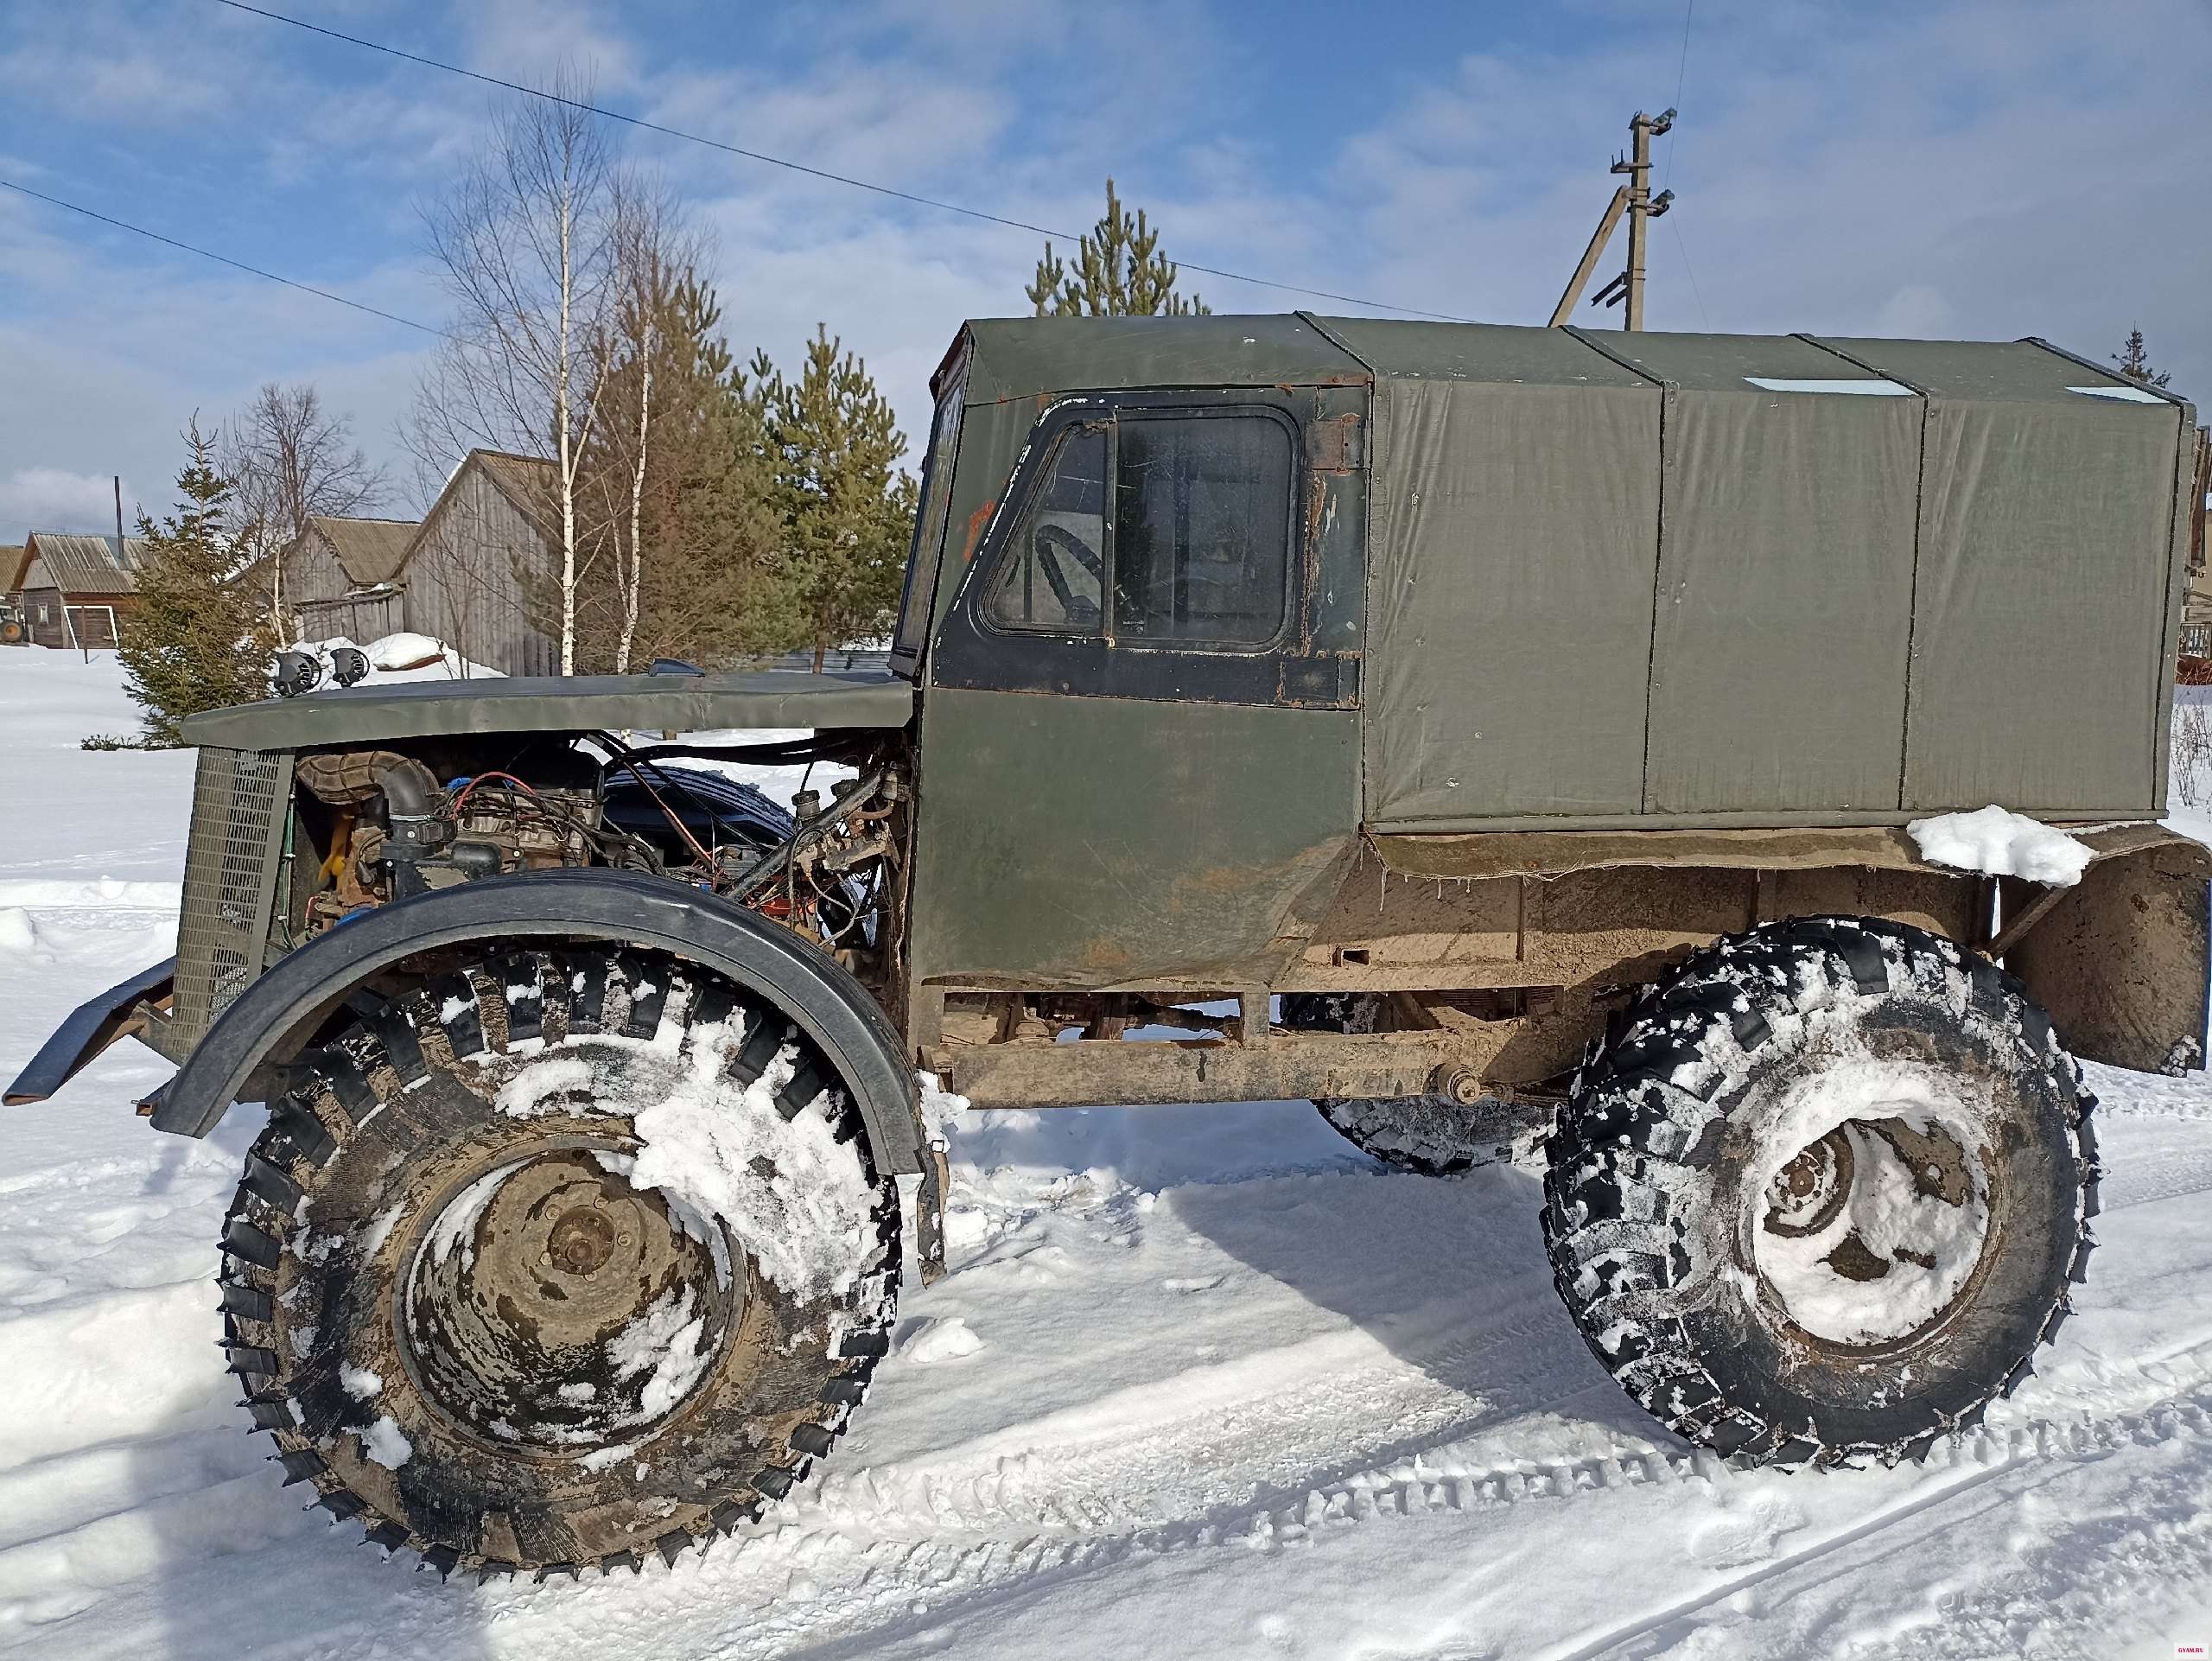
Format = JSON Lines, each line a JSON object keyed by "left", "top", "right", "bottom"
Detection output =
{"left": 1752, "top": 1107, "right": 1993, "bottom": 1349}
{"left": 398, "top": 1143, "right": 740, "bottom": 1454}
{"left": 545, "top": 1205, "right": 618, "bottom": 1276}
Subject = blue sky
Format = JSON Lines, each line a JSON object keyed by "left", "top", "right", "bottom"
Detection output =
{"left": 2, "top": 0, "right": 2206, "bottom": 536}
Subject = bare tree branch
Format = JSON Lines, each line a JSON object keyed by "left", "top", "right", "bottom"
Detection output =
{"left": 404, "top": 62, "right": 620, "bottom": 672}
{"left": 223, "top": 384, "right": 387, "bottom": 646}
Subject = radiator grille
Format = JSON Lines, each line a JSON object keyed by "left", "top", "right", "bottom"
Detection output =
{"left": 174, "top": 747, "right": 291, "bottom": 1047}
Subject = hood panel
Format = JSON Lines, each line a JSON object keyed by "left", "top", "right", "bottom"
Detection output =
{"left": 179, "top": 672, "right": 915, "bottom": 750}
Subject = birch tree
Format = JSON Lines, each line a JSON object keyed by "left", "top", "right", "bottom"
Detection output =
{"left": 405, "top": 68, "right": 620, "bottom": 673}
{"left": 224, "top": 384, "right": 385, "bottom": 646}
{"left": 593, "top": 180, "right": 702, "bottom": 672}
{"left": 572, "top": 264, "right": 788, "bottom": 672}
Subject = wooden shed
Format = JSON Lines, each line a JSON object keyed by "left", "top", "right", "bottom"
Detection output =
{"left": 283, "top": 514, "right": 418, "bottom": 644}
{"left": 16, "top": 531, "right": 148, "bottom": 649}
{"left": 400, "top": 449, "right": 561, "bottom": 677}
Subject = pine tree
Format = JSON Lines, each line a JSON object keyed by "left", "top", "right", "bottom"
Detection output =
{"left": 1027, "top": 178, "right": 1210, "bottom": 317}
{"left": 117, "top": 418, "right": 275, "bottom": 746}
{"left": 573, "top": 270, "right": 790, "bottom": 670}
{"left": 2113, "top": 328, "right": 2172, "bottom": 390}
{"left": 754, "top": 328, "right": 918, "bottom": 668}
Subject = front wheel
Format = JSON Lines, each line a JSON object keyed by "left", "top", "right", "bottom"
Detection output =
{"left": 1281, "top": 993, "right": 1544, "bottom": 1174}
{"left": 1541, "top": 917, "right": 2094, "bottom": 1467}
{"left": 216, "top": 945, "right": 899, "bottom": 1578}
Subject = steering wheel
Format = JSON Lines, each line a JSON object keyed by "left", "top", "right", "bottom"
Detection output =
{"left": 1033, "top": 524, "right": 1103, "bottom": 628}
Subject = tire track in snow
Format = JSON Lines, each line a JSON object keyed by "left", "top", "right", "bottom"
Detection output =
{"left": 696, "top": 1381, "right": 2212, "bottom": 1660}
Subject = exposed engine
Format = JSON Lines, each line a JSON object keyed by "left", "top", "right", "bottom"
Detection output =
{"left": 289, "top": 735, "right": 900, "bottom": 964}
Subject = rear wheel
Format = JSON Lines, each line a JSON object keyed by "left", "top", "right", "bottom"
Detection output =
{"left": 216, "top": 945, "right": 899, "bottom": 1578}
{"left": 1541, "top": 917, "right": 2094, "bottom": 1467}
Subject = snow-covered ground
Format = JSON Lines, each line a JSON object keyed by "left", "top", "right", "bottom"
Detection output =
{"left": 3, "top": 648, "right": 2211, "bottom": 1659}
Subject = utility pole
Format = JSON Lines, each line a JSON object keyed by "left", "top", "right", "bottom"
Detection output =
{"left": 1549, "top": 107, "right": 1675, "bottom": 330}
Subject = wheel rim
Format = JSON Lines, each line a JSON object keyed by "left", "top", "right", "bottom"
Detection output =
{"left": 398, "top": 1137, "right": 741, "bottom": 1455}
{"left": 1749, "top": 1085, "right": 1995, "bottom": 1351}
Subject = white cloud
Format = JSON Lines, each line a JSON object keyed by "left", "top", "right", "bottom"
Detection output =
{"left": 0, "top": 468, "right": 134, "bottom": 539}
{"left": 3, "top": 0, "right": 2205, "bottom": 545}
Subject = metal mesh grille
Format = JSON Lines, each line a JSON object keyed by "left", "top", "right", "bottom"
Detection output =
{"left": 174, "top": 748, "right": 290, "bottom": 1047}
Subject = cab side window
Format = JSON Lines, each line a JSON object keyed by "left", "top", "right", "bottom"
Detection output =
{"left": 1113, "top": 414, "right": 1292, "bottom": 647}
{"left": 980, "top": 408, "right": 1294, "bottom": 650}
{"left": 983, "top": 423, "right": 1107, "bottom": 634}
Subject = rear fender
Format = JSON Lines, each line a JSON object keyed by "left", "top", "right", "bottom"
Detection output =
{"left": 2008, "top": 838, "right": 2212, "bottom": 1073}
{"left": 149, "top": 869, "right": 924, "bottom": 1176}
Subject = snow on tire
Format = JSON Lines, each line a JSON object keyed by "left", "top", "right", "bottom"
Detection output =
{"left": 215, "top": 945, "right": 899, "bottom": 1580}
{"left": 1540, "top": 916, "right": 2094, "bottom": 1468}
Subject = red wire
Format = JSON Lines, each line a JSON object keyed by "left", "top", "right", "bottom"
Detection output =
{"left": 449, "top": 770, "right": 539, "bottom": 818}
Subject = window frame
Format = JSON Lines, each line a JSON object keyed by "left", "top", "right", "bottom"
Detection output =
{"left": 887, "top": 345, "right": 972, "bottom": 679}
{"left": 970, "top": 397, "right": 1302, "bottom": 659}
{"left": 978, "top": 418, "right": 1112, "bottom": 639}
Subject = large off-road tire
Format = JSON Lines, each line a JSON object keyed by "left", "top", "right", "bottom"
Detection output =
{"left": 1541, "top": 916, "right": 2094, "bottom": 1468}
{"left": 1281, "top": 993, "right": 1545, "bottom": 1174}
{"left": 215, "top": 945, "right": 899, "bottom": 1580}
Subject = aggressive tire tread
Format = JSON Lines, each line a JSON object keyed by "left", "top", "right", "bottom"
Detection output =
{"left": 214, "top": 945, "right": 899, "bottom": 1580}
{"left": 1540, "top": 915, "right": 2094, "bottom": 1470}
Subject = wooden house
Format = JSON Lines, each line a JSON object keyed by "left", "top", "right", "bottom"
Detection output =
{"left": 399, "top": 449, "right": 561, "bottom": 677}
{"left": 282, "top": 514, "right": 418, "bottom": 644}
{"left": 16, "top": 531, "right": 148, "bottom": 649}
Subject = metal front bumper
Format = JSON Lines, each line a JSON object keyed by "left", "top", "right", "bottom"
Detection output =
{"left": 3, "top": 958, "right": 177, "bottom": 1104}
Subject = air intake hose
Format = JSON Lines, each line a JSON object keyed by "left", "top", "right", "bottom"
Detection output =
{"left": 296, "top": 750, "right": 452, "bottom": 864}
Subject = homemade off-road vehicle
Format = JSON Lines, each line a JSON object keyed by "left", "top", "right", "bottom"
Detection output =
{"left": 12, "top": 315, "right": 2209, "bottom": 1581}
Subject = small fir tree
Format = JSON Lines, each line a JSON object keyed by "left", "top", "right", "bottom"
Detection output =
{"left": 2113, "top": 328, "right": 2172, "bottom": 390}
{"left": 1027, "top": 178, "right": 1210, "bottom": 317}
{"left": 754, "top": 328, "right": 918, "bottom": 668}
{"left": 118, "top": 419, "right": 274, "bottom": 746}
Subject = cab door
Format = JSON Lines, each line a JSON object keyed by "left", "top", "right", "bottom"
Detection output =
{"left": 910, "top": 387, "right": 1366, "bottom": 998}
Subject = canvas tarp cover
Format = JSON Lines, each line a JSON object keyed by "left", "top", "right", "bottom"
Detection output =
{"left": 1614, "top": 332, "right": 1923, "bottom": 815}
{"left": 1335, "top": 321, "right": 1661, "bottom": 821}
{"left": 1330, "top": 319, "right": 2192, "bottom": 830}
{"left": 1819, "top": 338, "right": 2188, "bottom": 814}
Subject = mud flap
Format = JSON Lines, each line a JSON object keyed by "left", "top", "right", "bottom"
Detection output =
{"left": 905, "top": 1138, "right": 952, "bottom": 1288}
{"left": 2009, "top": 840, "right": 2212, "bottom": 1073}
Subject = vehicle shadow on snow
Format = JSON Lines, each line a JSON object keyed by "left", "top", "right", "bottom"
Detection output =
{"left": 1164, "top": 1134, "right": 1680, "bottom": 1460}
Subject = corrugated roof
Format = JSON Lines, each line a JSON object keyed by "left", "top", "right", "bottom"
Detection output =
{"left": 470, "top": 450, "right": 558, "bottom": 531}
{"left": 404, "top": 449, "right": 560, "bottom": 570}
{"left": 20, "top": 532, "right": 149, "bottom": 596}
{"left": 1, "top": 547, "right": 27, "bottom": 592}
{"left": 308, "top": 515, "right": 418, "bottom": 586}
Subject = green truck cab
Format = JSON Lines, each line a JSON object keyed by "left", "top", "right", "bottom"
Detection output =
{"left": 11, "top": 314, "right": 2209, "bottom": 1581}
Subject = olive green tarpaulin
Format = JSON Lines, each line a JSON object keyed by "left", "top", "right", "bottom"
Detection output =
{"left": 1818, "top": 338, "right": 2189, "bottom": 814}
{"left": 1319, "top": 319, "right": 2194, "bottom": 831}
{"left": 1319, "top": 320, "right": 1661, "bottom": 821}
{"left": 1613, "top": 332, "right": 1923, "bottom": 816}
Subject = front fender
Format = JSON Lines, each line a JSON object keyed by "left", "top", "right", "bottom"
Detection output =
{"left": 150, "top": 870, "right": 923, "bottom": 1175}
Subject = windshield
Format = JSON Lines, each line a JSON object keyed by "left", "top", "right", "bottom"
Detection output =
{"left": 888, "top": 356, "right": 969, "bottom": 678}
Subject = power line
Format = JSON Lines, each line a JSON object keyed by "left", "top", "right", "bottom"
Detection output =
{"left": 212, "top": 0, "right": 1478, "bottom": 323}
{"left": 1669, "top": 216, "right": 1712, "bottom": 331}
{"left": 1663, "top": 0, "right": 1694, "bottom": 191}
{"left": 1, "top": 177, "right": 449, "bottom": 338}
